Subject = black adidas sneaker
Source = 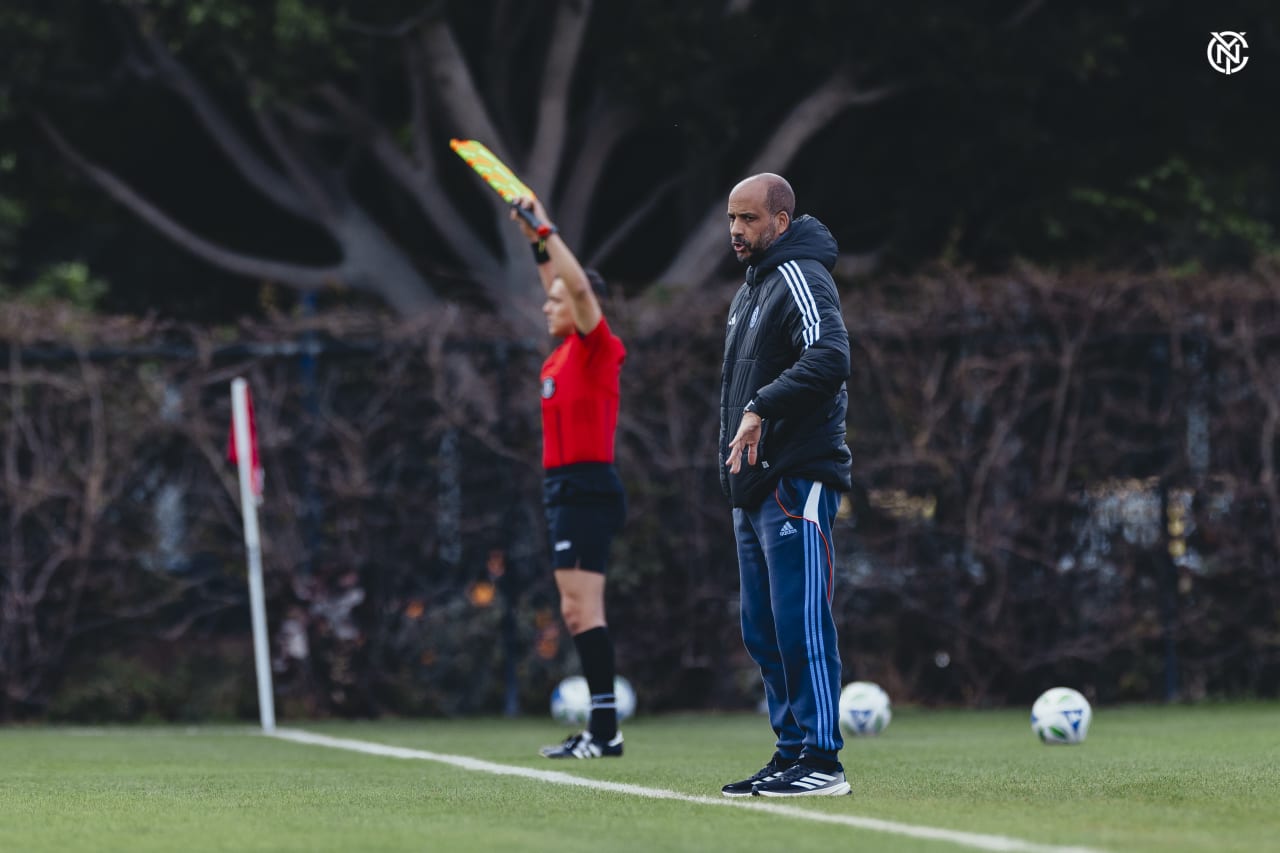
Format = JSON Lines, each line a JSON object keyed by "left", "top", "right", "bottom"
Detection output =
{"left": 539, "top": 730, "right": 624, "bottom": 759}
{"left": 752, "top": 762, "right": 851, "bottom": 797}
{"left": 720, "top": 757, "right": 794, "bottom": 798}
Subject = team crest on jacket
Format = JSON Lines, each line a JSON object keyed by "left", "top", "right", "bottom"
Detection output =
{"left": 541, "top": 377, "right": 556, "bottom": 399}
{"left": 749, "top": 305, "right": 761, "bottom": 328}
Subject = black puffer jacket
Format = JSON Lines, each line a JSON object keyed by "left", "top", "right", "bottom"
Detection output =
{"left": 718, "top": 214, "right": 852, "bottom": 508}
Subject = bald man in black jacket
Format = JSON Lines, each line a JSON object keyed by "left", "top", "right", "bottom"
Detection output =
{"left": 719, "top": 173, "right": 853, "bottom": 799}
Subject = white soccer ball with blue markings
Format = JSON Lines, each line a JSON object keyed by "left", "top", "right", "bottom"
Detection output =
{"left": 838, "top": 680, "right": 892, "bottom": 737}
{"left": 550, "top": 675, "right": 636, "bottom": 725}
{"left": 1030, "top": 687, "right": 1092, "bottom": 745}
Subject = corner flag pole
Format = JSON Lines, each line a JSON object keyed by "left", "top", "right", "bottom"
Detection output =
{"left": 231, "top": 377, "right": 276, "bottom": 733}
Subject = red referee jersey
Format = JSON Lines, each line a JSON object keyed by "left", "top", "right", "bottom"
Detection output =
{"left": 540, "top": 316, "right": 626, "bottom": 469}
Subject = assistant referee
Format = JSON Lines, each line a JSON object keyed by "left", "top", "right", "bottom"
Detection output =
{"left": 510, "top": 195, "right": 627, "bottom": 760}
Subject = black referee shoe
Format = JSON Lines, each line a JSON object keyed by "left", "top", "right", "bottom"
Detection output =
{"left": 539, "top": 730, "right": 624, "bottom": 759}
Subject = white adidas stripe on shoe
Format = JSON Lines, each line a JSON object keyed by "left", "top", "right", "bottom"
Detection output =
{"left": 753, "top": 763, "right": 851, "bottom": 797}
{"left": 539, "top": 730, "right": 624, "bottom": 759}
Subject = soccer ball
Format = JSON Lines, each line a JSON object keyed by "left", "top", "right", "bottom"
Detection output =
{"left": 1030, "top": 687, "right": 1092, "bottom": 745}
{"left": 549, "top": 675, "right": 636, "bottom": 725}
{"left": 838, "top": 680, "right": 892, "bottom": 737}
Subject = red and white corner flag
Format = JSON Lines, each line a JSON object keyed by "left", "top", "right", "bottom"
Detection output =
{"left": 228, "top": 381, "right": 264, "bottom": 501}
{"left": 229, "top": 377, "right": 276, "bottom": 732}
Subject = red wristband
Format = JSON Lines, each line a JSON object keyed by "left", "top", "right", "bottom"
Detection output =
{"left": 536, "top": 223, "right": 557, "bottom": 238}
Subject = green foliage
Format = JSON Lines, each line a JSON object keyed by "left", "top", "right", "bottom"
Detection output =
{"left": 0, "top": 46, "right": 21, "bottom": 285}
{"left": 124, "top": 0, "right": 354, "bottom": 86}
{"left": 45, "top": 655, "right": 167, "bottom": 723}
{"left": 1070, "top": 158, "right": 1278, "bottom": 264}
{"left": 273, "top": 0, "right": 330, "bottom": 44}
{"left": 0, "top": 260, "right": 108, "bottom": 307}
{"left": 46, "top": 646, "right": 253, "bottom": 723}
{"left": 0, "top": 191, "right": 23, "bottom": 284}
{"left": 2, "top": 0, "right": 1277, "bottom": 317}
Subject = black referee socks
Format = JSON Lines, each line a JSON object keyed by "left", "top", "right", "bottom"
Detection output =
{"left": 572, "top": 626, "right": 618, "bottom": 741}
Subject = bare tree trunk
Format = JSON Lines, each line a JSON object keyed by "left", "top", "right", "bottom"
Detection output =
{"left": 41, "top": 5, "right": 906, "bottom": 326}
{"left": 658, "top": 73, "right": 900, "bottom": 287}
{"left": 332, "top": 211, "right": 441, "bottom": 317}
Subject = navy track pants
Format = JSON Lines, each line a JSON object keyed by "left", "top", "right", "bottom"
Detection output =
{"left": 733, "top": 476, "right": 843, "bottom": 762}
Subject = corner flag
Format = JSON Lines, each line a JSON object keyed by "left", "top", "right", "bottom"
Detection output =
{"left": 227, "top": 383, "right": 264, "bottom": 502}
{"left": 230, "top": 377, "right": 276, "bottom": 733}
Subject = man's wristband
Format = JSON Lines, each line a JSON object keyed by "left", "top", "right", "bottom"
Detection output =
{"left": 536, "top": 222, "right": 558, "bottom": 239}
{"left": 531, "top": 239, "right": 550, "bottom": 265}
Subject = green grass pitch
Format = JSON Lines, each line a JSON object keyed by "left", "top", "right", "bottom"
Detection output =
{"left": 2, "top": 703, "right": 1277, "bottom": 852}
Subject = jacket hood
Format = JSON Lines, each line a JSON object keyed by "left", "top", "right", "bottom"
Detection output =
{"left": 748, "top": 215, "right": 838, "bottom": 279}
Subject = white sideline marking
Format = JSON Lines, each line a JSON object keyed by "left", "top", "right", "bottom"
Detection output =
{"left": 269, "top": 728, "right": 1105, "bottom": 853}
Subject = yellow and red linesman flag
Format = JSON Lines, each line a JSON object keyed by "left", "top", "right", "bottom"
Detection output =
{"left": 227, "top": 387, "right": 264, "bottom": 499}
{"left": 449, "top": 138, "right": 536, "bottom": 204}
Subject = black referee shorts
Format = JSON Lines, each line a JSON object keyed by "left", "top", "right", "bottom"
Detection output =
{"left": 543, "top": 463, "right": 626, "bottom": 574}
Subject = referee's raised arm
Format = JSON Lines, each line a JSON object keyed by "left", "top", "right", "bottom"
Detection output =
{"left": 511, "top": 196, "right": 601, "bottom": 335}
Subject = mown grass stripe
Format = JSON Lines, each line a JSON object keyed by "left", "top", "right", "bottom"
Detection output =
{"left": 270, "top": 727, "right": 1105, "bottom": 853}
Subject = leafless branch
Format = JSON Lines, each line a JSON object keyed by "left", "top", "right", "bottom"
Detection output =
{"left": 527, "top": 0, "right": 594, "bottom": 194}
{"left": 337, "top": 4, "right": 446, "bottom": 38}
{"left": 659, "top": 69, "right": 904, "bottom": 286}
{"left": 38, "top": 116, "right": 346, "bottom": 291}
{"left": 132, "top": 25, "right": 317, "bottom": 222}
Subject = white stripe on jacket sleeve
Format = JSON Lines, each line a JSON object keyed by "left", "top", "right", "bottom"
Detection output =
{"left": 780, "top": 261, "right": 821, "bottom": 349}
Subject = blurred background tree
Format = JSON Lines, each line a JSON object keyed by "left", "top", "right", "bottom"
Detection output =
{"left": 2, "top": 1, "right": 1279, "bottom": 720}
{"left": 2, "top": 0, "right": 1275, "bottom": 326}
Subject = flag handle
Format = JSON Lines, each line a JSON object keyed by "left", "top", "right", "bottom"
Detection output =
{"left": 511, "top": 202, "right": 544, "bottom": 232}
{"left": 232, "top": 377, "right": 276, "bottom": 733}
